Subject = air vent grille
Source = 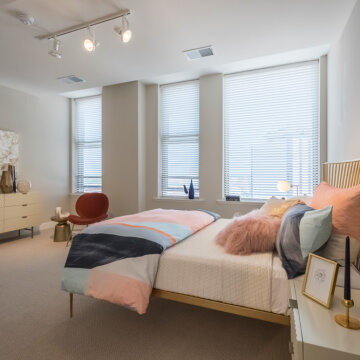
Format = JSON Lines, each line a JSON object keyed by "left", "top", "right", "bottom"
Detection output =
{"left": 57, "top": 75, "right": 85, "bottom": 84}
{"left": 183, "top": 46, "right": 215, "bottom": 61}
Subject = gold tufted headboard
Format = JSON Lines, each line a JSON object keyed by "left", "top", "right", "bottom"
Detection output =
{"left": 322, "top": 159, "right": 360, "bottom": 188}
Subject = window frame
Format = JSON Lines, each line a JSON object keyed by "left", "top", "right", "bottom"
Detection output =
{"left": 71, "top": 94, "right": 102, "bottom": 194}
{"left": 158, "top": 79, "right": 200, "bottom": 198}
{"left": 223, "top": 60, "right": 321, "bottom": 201}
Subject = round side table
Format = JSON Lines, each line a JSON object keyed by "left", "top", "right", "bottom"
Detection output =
{"left": 51, "top": 216, "right": 71, "bottom": 242}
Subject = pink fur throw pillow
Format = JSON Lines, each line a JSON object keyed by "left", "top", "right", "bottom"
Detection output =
{"left": 215, "top": 210, "right": 281, "bottom": 255}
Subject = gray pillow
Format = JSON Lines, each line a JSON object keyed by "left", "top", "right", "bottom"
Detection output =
{"left": 299, "top": 205, "right": 332, "bottom": 258}
{"left": 276, "top": 204, "right": 312, "bottom": 279}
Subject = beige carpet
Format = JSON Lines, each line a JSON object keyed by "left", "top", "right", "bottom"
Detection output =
{"left": 0, "top": 229, "right": 290, "bottom": 360}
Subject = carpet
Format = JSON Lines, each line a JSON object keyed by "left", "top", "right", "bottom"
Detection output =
{"left": 0, "top": 229, "right": 290, "bottom": 360}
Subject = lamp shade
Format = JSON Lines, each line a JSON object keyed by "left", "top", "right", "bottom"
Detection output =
{"left": 277, "top": 180, "right": 291, "bottom": 192}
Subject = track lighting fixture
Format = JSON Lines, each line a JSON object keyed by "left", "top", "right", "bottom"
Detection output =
{"left": 83, "top": 27, "right": 99, "bottom": 52}
{"left": 48, "top": 37, "right": 62, "bottom": 59}
{"left": 37, "top": 9, "right": 131, "bottom": 59}
{"left": 114, "top": 16, "right": 132, "bottom": 43}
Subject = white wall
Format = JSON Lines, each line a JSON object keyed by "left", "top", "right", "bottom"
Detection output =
{"left": 328, "top": 0, "right": 360, "bottom": 162}
{"left": 145, "top": 75, "right": 261, "bottom": 218}
{"left": 0, "top": 84, "right": 70, "bottom": 222}
{"left": 102, "top": 81, "right": 146, "bottom": 217}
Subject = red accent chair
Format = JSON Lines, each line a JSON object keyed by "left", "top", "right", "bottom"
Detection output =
{"left": 67, "top": 193, "right": 109, "bottom": 245}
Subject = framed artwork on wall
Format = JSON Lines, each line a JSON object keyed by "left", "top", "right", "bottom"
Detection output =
{"left": 0, "top": 130, "right": 19, "bottom": 168}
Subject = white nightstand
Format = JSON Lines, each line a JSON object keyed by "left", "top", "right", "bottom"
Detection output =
{"left": 289, "top": 277, "right": 360, "bottom": 360}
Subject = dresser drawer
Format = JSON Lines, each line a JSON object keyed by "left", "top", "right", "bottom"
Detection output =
{"left": 4, "top": 214, "right": 42, "bottom": 232}
{"left": 0, "top": 194, "right": 4, "bottom": 208}
{"left": 4, "top": 192, "right": 41, "bottom": 207}
{"left": 4, "top": 203, "right": 42, "bottom": 220}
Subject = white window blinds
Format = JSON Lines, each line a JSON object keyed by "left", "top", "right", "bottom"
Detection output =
{"left": 224, "top": 61, "right": 320, "bottom": 200}
{"left": 160, "top": 80, "right": 199, "bottom": 197}
{"left": 73, "top": 95, "right": 102, "bottom": 193}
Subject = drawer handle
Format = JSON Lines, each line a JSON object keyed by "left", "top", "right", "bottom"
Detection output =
{"left": 22, "top": 216, "right": 28, "bottom": 219}
{"left": 22, "top": 204, "right": 28, "bottom": 207}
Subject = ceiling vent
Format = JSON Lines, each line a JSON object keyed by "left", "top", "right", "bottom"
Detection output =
{"left": 57, "top": 75, "right": 85, "bottom": 85}
{"left": 183, "top": 46, "right": 215, "bottom": 61}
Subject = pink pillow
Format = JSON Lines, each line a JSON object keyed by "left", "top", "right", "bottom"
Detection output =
{"left": 215, "top": 210, "right": 281, "bottom": 255}
{"left": 310, "top": 182, "right": 360, "bottom": 239}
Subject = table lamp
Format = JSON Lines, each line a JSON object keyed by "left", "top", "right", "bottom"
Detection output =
{"left": 277, "top": 180, "right": 299, "bottom": 196}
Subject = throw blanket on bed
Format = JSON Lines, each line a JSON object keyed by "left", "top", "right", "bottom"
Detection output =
{"left": 62, "top": 208, "right": 219, "bottom": 314}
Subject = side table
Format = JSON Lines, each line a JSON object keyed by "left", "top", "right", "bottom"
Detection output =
{"left": 51, "top": 216, "right": 71, "bottom": 242}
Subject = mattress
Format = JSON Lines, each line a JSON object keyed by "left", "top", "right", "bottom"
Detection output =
{"left": 154, "top": 218, "right": 289, "bottom": 315}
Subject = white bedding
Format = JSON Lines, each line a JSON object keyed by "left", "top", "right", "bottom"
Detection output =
{"left": 154, "top": 219, "right": 289, "bottom": 315}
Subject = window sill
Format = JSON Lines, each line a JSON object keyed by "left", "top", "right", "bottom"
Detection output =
{"left": 153, "top": 197, "right": 205, "bottom": 203}
{"left": 216, "top": 199, "right": 265, "bottom": 206}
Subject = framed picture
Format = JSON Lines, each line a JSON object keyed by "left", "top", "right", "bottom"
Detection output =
{"left": 302, "top": 253, "right": 339, "bottom": 308}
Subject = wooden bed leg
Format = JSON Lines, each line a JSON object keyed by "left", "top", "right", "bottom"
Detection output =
{"left": 70, "top": 293, "right": 73, "bottom": 318}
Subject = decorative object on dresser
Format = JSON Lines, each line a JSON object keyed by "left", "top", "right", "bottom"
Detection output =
{"left": 0, "top": 192, "right": 42, "bottom": 237}
{"left": 0, "top": 164, "right": 13, "bottom": 193}
{"left": 17, "top": 179, "right": 32, "bottom": 194}
{"left": 302, "top": 253, "right": 338, "bottom": 308}
{"left": 289, "top": 278, "right": 360, "bottom": 360}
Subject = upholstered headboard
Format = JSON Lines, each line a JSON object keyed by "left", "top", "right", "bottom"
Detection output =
{"left": 322, "top": 159, "right": 360, "bottom": 188}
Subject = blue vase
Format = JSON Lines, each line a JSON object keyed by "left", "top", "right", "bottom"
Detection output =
{"left": 188, "top": 179, "right": 194, "bottom": 199}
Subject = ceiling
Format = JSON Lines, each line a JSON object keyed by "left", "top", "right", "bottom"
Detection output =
{"left": 0, "top": 0, "right": 356, "bottom": 96}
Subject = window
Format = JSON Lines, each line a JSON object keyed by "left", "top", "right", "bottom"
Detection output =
{"left": 224, "top": 61, "right": 320, "bottom": 200}
{"left": 160, "top": 80, "right": 200, "bottom": 197}
{"left": 72, "top": 95, "right": 102, "bottom": 193}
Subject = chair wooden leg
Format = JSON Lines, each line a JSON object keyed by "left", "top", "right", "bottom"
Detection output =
{"left": 70, "top": 293, "right": 73, "bottom": 318}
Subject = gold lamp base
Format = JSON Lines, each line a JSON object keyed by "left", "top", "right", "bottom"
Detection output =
{"left": 334, "top": 299, "right": 360, "bottom": 330}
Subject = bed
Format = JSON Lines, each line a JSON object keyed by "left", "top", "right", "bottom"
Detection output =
{"left": 153, "top": 219, "right": 289, "bottom": 325}
{"left": 65, "top": 159, "right": 359, "bottom": 326}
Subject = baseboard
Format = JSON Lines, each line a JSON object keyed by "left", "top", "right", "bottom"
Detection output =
{"left": 40, "top": 221, "right": 55, "bottom": 231}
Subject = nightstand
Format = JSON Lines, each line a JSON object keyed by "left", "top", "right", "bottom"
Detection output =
{"left": 289, "top": 277, "right": 360, "bottom": 360}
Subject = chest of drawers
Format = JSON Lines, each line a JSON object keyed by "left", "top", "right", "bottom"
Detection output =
{"left": 0, "top": 192, "right": 42, "bottom": 236}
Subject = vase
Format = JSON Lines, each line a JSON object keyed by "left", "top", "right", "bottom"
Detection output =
{"left": 0, "top": 168, "right": 13, "bottom": 193}
{"left": 188, "top": 179, "right": 194, "bottom": 199}
{"left": 11, "top": 165, "right": 16, "bottom": 193}
{"left": 17, "top": 179, "right": 32, "bottom": 194}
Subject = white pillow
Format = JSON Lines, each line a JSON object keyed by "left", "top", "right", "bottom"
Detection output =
{"left": 289, "top": 195, "right": 313, "bottom": 206}
{"left": 317, "top": 234, "right": 360, "bottom": 265}
{"left": 261, "top": 196, "right": 304, "bottom": 217}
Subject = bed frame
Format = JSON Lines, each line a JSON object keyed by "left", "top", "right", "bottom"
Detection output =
{"left": 68, "top": 159, "right": 360, "bottom": 326}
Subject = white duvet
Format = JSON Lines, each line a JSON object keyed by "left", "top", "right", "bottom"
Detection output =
{"left": 155, "top": 219, "right": 289, "bottom": 314}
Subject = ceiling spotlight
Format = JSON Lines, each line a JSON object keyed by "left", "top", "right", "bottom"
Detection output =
{"left": 83, "top": 27, "right": 99, "bottom": 52}
{"left": 48, "top": 37, "right": 62, "bottom": 59}
{"left": 114, "top": 16, "right": 132, "bottom": 43}
{"left": 17, "top": 12, "right": 35, "bottom": 26}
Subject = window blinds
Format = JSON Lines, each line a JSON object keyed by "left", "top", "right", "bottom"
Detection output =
{"left": 224, "top": 61, "right": 320, "bottom": 200}
{"left": 160, "top": 80, "right": 200, "bottom": 197}
{"left": 73, "top": 95, "right": 102, "bottom": 193}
